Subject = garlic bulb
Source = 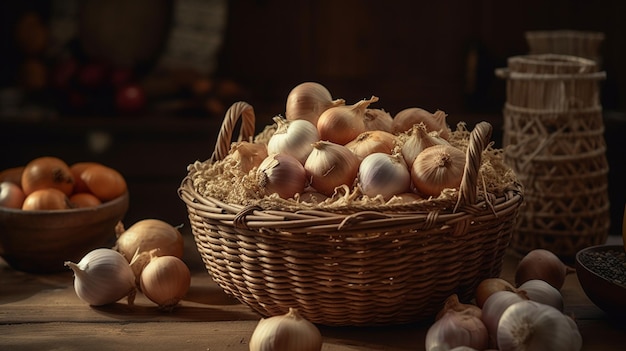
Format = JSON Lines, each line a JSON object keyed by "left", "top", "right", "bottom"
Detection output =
{"left": 425, "top": 310, "right": 489, "bottom": 351}
{"left": 285, "top": 82, "right": 345, "bottom": 125}
{"left": 411, "top": 144, "right": 466, "bottom": 197}
{"left": 317, "top": 96, "right": 379, "bottom": 145}
{"left": 140, "top": 255, "right": 191, "bottom": 311}
{"left": 518, "top": 279, "right": 564, "bottom": 311}
{"left": 257, "top": 153, "right": 307, "bottom": 199}
{"left": 230, "top": 141, "right": 268, "bottom": 173}
{"left": 304, "top": 141, "right": 360, "bottom": 197}
{"left": 497, "top": 300, "right": 582, "bottom": 351}
{"left": 364, "top": 108, "right": 393, "bottom": 132}
{"left": 481, "top": 290, "right": 529, "bottom": 348}
{"left": 400, "top": 123, "right": 449, "bottom": 167}
{"left": 358, "top": 152, "right": 410, "bottom": 200}
{"left": 345, "top": 130, "right": 396, "bottom": 160}
{"left": 65, "top": 248, "right": 136, "bottom": 306}
{"left": 249, "top": 308, "right": 322, "bottom": 351}
{"left": 267, "top": 117, "right": 320, "bottom": 164}
{"left": 436, "top": 294, "right": 482, "bottom": 321}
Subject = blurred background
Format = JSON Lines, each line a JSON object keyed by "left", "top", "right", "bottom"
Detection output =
{"left": 1, "top": 0, "right": 624, "bottom": 235}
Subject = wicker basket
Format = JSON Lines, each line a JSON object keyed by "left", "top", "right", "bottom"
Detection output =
{"left": 497, "top": 54, "right": 610, "bottom": 261}
{"left": 525, "top": 30, "right": 604, "bottom": 64}
{"left": 179, "top": 102, "right": 523, "bottom": 326}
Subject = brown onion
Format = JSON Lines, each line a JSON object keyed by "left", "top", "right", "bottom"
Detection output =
{"left": 304, "top": 141, "right": 360, "bottom": 197}
{"left": 515, "top": 249, "right": 574, "bottom": 290}
{"left": 392, "top": 108, "right": 450, "bottom": 139}
{"left": 317, "top": 96, "right": 379, "bottom": 145}
{"left": 411, "top": 144, "right": 466, "bottom": 197}
{"left": 345, "top": 130, "right": 396, "bottom": 160}
{"left": 285, "top": 81, "right": 345, "bottom": 125}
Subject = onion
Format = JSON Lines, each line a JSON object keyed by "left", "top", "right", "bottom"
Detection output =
{"left": 400, "top": 122, "right": 449, "bottom": 167}
{"left": 304, "top": 141, "right": 360, "bottom": 197}
{"left": 114, "top": 219, "right": 184, "bottom": 264}
{"left": 256, "top": 153, "right": 307, "bottom": 199}
{"left": 317, "top": 96, "right": 379, "bottom": 145}
{"left": 285, "top": 81, "right": 345, "bottom": 125}
{"left": 410, "top": 144, "right": 466, "bottom": 197}
{"left": 364, "top": 108, "right": 393, "bottom": 132}
{"left": 515, "top": 249, "right": 574, "bottom": 290}
{"left": 345, "top": 130, "right": 396, "bottom": 160}
{"left": 140, "top": 255, "right": 191, "bottom": 311}
{"left": 392, "top": 107, "right": 450, "bottom": 139}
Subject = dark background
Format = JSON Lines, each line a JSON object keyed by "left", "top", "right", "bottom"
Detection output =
{"left": 1, "top": 0, "right": 625, "bottom": 235}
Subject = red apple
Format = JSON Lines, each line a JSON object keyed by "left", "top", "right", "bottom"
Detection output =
{"left": 115, "top": 84, "right": 146, "bottom": 113}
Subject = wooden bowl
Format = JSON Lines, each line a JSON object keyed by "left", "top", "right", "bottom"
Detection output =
{"left": 575, "top": 244, "right": 626, "bottom": 318}
{"left": 0, "top": 192, "right": 129, "bottom": 274}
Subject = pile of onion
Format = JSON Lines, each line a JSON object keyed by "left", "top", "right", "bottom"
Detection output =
{"left": 0, "top": 156, "right": 127, "bottom": 210}
{"left": 213, "top": 81, "right": 468, "bottom": 203}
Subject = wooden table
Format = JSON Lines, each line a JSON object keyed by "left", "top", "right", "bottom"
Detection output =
{"left": 2, "top": 232, "right": 625, "bottom": 351}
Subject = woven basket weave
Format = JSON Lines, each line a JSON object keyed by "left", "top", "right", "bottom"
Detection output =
{"left": 497, "top": 54, "right": 610, "bottom": 261}
{"left": 179, "top": 102, "right": 523, "bottom": 326}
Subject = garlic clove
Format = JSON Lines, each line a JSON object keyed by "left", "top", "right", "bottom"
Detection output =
{"left": 249, "top": 308, "right": 322, "bottom": 351}
{"left": 65, "top": 248, "right": 136, "bottom": 306}
{"left": 267, "top": 117, "right": 320, "bottom": 164}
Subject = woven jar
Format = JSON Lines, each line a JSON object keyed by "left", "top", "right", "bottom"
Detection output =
{"left": 496, "top": 54, "right": 610, "bottom": 261}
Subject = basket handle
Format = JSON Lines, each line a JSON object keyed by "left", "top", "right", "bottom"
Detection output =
{"left": 210, "top": 101, "right": 257, "bottom": 163}
{"left": 455, "top": 121, "right": 493, "bottom": 211}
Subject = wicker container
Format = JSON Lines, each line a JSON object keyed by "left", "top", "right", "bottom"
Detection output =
{"left": 525, "top": 30, "right": 604, "bottom": 64}
{"left": 179, "top": 102, "right": 523, "bottom": 326}
{"left": 0, "top": 192, "right": 129, "bottom": 273}
{"left": 497, "top": 54, "right": 610, "bottom": 261}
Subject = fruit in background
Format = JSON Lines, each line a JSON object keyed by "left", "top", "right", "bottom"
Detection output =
{"left": 0, "top": 166, "right": 24, "bottom": 185}
{"left": 51, "top": 58, "right": 79, "bottom": 90}
{"left": 0, "top": 181, "right": 26, "bottom": 209}
{"left": 110, "top": 67, "right": 135, "bottom": 88}
{"left": 22, "top": 188, "right": 71, "bottom": 210}
{"left": 78, "top": 62, "right": 109, "bottom": 89}
{"left": 115, "top": 84, "right": 146, "bottom": 113}
{"left": 70, "top": 193, "right": 102, "bottom": 208}
{"left": 21, "top": 156, "right": 74, "bottom": 196}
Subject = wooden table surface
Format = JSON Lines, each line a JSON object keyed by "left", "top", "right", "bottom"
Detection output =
{"left": 1, "top": 232, "right": 625, "bottom": 351}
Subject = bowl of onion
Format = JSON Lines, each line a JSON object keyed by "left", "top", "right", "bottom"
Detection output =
{"left": 575, "top": 244, "right": 626, "bottom": 318}
{"left": 0, "top": 157, "right": 129, "bottom": 274}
